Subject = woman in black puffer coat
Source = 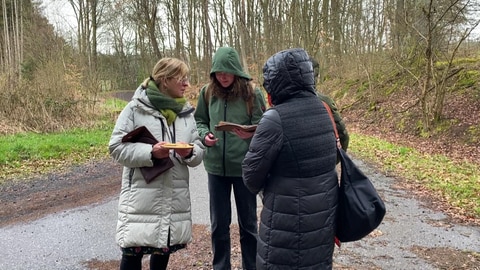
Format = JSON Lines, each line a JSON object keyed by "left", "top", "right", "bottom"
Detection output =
{"left": 242, "top": 48, "right": 338, "bottom": 270}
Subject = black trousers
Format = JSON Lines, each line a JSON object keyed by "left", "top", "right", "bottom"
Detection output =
{"left": 119, "top": 253, "right": 170, "bottom": 270}
{"left": 208, "top": 173, "right": 258, "bottom": 270}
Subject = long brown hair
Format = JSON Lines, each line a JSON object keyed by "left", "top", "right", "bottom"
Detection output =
{"left": 208, "top": 76, "right": 254, "bottom": 102}
{"left": 204, "top": 76, "right": 255, "bottom": 116}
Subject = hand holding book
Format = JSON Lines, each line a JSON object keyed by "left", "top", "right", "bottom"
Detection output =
{"left": 214, "top": 121, "right": 257, "bottom": 132}
{"left": 122, "top": 126, "right": 174, "bottom": 183}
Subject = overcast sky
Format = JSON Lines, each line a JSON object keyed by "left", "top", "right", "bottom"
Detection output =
{"left": 40, "top": 0, "right": 76, "bottom": 36}
{"left": 39, "top": 0, "right": 479, "bottom": 48}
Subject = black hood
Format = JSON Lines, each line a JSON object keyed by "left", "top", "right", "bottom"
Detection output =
{"left": 262, "top": 48, "right": 316, "bottom": 105}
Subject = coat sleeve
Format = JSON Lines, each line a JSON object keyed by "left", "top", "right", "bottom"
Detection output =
{"left": 242, "top": 109, "right": 283, "bottom": 194}
{"left": 182, "top": 114, "right": 205, "bottom": 167}
{"left": 108, "top": 102, "right": 155, "bottom": 169}
{"left": 194, "top": 85, "right": 210, "bottom": 142}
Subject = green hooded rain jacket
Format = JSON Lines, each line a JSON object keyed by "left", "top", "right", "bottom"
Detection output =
{"left": 195, "top": 47, "right": 266, "bottom": 177}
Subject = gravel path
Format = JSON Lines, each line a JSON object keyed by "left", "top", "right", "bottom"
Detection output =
{"left": 0, "top": 157, "right": 478, "bottom": 269}
{"left": 0, "top": 163, "right": 239, "bottom": 269}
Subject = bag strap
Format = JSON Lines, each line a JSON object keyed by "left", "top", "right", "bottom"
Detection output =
{"left": 322, "top": 101, "right": 342, "bottom": 149}
{"left": 323, "top": 100, "right": 344, "bottom": 248}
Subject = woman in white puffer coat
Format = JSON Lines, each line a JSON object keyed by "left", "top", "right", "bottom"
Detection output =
{"left": 109, "top": 57, "right": 205, "bottom": 270}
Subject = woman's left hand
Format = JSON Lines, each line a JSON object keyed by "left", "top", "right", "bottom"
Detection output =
{"left": 174, "top": 142, "right": 194, "bottom": 158}
{"left": 233, "top": 128, "right": 254, "bottom": 139}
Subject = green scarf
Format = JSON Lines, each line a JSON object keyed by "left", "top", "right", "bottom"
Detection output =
{"left": 146, "top": 81, "right": 186, "bottom": 125}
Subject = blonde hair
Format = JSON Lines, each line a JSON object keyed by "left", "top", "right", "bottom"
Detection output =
{"left": 141, "top": 58, "right": 189, "bottom": 90}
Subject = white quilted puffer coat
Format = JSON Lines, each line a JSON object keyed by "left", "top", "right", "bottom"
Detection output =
{"left": 109, "top": 87, "right": 204, "bottom": 249}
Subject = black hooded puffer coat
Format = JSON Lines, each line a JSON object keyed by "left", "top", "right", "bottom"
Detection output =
{"left": 242, "top": 48, "right": 338, "bottom": 269}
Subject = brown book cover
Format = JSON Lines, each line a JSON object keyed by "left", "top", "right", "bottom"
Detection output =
{"left": 214, "top": 121, "right": 257, "bottom": 132}
{"left": 122, "top": 126, "right": 158, "bottom": 144}
{"left": 122, "top": 126, "right": 174, "bottom": 183}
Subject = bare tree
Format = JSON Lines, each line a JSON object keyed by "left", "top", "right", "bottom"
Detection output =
{"left": 68, "top": 0, "right": 105, "bottom": 71}
{"left": 164, "top": 0, "right": 182, "bottom": 57}
{"left": 330, "top": 0, "right": 342, "bottom": 58}
{"left": 200, "top": 0, "right": 213, "bottom": 81}
{"left": 411, "top": 0, "right": 475, "bottom": 130}
{"left": 2, "top": 0, "right": 13, "bottom": 78}
{"left": 135, "top": 0, "right": 162, "bottom": 59}
{"left": 1, "top": 0, "right": 25, "bottom": 84}
{"left": 392, "top": 0, "right": 406, "bottom": 51}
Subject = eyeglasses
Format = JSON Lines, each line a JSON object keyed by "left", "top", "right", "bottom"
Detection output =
{"left": 173, "top": 76, "right": 189, "bottom": 84}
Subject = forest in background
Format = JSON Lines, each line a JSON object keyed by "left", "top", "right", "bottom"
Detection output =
{"left": 0, "top": 0, "right": 479, "bottom": 149}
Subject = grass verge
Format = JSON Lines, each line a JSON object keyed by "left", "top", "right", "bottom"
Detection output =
{"left": 0, "top": 96, "right": 125, "bottom": 183}
{"left": 349, "top": 133, "right": 480, "bottom": 220}
{"left": 0, "top": 97, "right": 478, "bottom": 220}
{"left": 0, "top": 126, "right": 113, "bottom": 183}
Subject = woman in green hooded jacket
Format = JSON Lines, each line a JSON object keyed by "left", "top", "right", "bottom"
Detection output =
{"left": 194, "top": 47, "right": 266, "bottom": 270}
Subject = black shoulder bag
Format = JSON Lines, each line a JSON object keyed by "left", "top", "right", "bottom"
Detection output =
{"left": 323, "top": 102, "right": 386, "bottom": 243}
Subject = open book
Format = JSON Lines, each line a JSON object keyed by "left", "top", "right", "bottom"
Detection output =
{"left": 214, "top": 121, "right": 257, "bottom": 132}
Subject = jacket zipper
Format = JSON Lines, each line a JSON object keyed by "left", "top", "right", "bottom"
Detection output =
{"left": 128, "top": 168, "right": 134, "bottom": 187}
{"left": 222, "top": 101, "right": 227, "bottom": 176}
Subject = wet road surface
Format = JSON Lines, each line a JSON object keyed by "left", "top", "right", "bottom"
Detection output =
{"left": 0, "top": 158, "right": 479, "bottom": 269}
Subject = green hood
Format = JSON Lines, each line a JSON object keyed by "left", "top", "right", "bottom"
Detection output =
{"left": 210, "top": 47, "right": 251, "bottom": 80}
